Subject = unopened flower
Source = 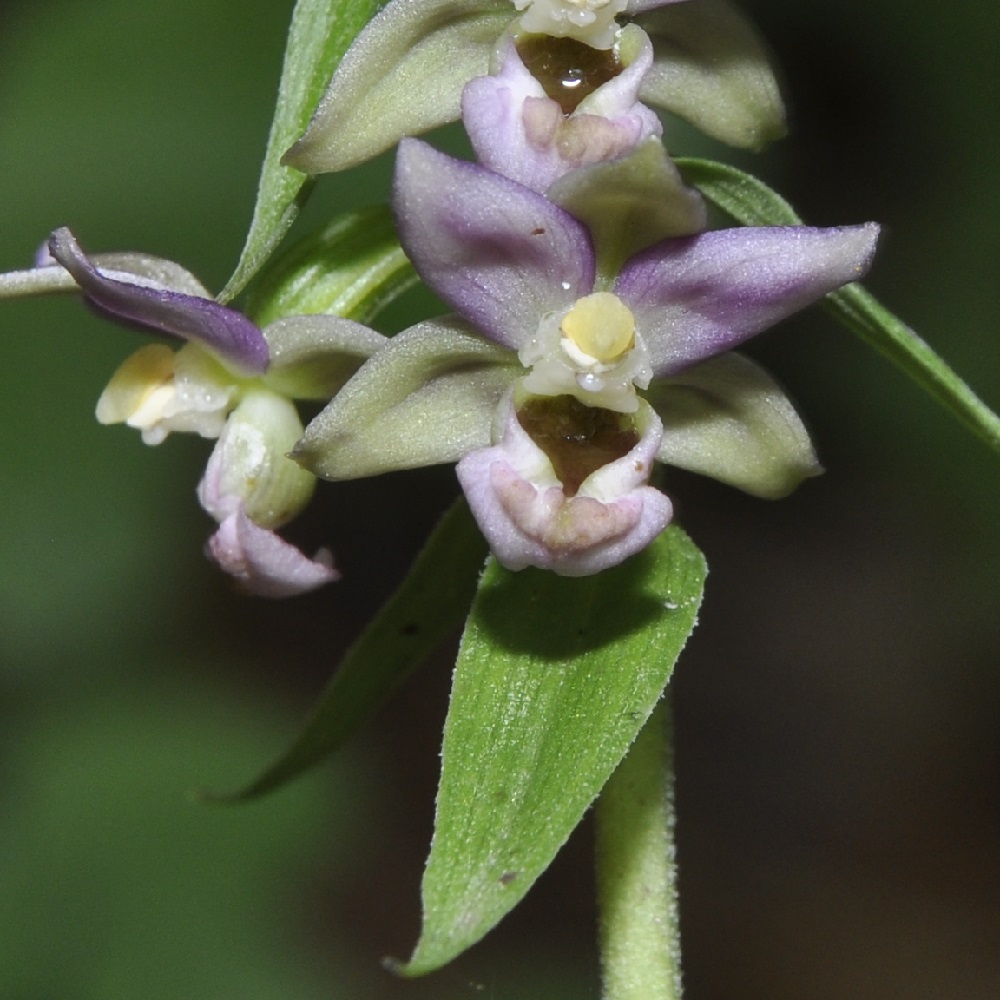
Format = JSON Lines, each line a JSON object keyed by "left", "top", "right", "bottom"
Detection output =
{"left": 0, "top": 229, "right": 385, "bottom": 595}
{"left": 197, "top": 390, "right": 338, "bottom": 598}
{"left": 295, "top": 141, "right": 879, "bottom": 573}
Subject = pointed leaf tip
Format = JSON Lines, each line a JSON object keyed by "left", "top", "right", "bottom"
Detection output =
{"left": 401, "top": 525, "right": 706, "bottom": 974}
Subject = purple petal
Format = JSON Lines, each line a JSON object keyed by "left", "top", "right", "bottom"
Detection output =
{"left": 48, "top": 228, "right": 269, "bottom": 376}
{"left": 206, "top": 505, "right": 338, "bottom": 598}
{"left": 393, "top": 140, "right": 594, "bottom": 349}
{"left": 616, "top": 223, "right": 879, "bottom": 374}
{"left": 577, "top": 23, "right": 658, "bottom": 121}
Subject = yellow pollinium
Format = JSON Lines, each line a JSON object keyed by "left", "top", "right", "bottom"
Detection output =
{"left": 559, "top": 292, "right": 635, "bottom": 364}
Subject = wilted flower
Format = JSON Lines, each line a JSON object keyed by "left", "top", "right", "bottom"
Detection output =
{"left": 294, "top": 141, "right": 879, "bottom": 574}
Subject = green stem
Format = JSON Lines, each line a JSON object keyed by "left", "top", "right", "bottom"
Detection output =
{"left": 595, "top": 697, "right": 682, "bottom": 1000}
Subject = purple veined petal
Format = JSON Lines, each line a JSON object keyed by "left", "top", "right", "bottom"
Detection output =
{"left": 206, "top": 504, "right": 338, "bottom": 598}
{"left": 393, "top": 139, "right": 595, "bottom": 349}
{"left": 616, "top": 223, "right": 880, "bottom": 375}
{"left": 0, "top": 252, "right": 209, "bottom": 302}
{"left": 48, "top": 228, "right": 269, "bottom": 376}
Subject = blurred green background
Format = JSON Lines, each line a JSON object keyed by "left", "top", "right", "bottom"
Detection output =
{"left": 1, "top": 0, "right": 997, "bottom": 997}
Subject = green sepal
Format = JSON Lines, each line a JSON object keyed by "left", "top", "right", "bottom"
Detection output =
{"left": 219, "top": 0, "right": 380, "bottom": 302}
{"left": 678, "top": 157, "right": 1000, "bottom": 456}
{"left": 262, "top": 316, "right": 388, "bottom": 401}
{"left": 285, "top": 0, "right": 512, "bottom": 174}
{"left": 637, "top": 0, "right": 787, "bottom": 150}
{"left": 548, "top": 138, "right": 707, "bottom": 284}
{"left": 295, "top": 318, "right": 519, "bottom": 480}
{"left": 202, "top": 499, "right": 488, "bottom": 803}
{"left": 648, "top": 352, "right": 821, "bottom": 498}
{"left": 244, "top": 205, "right": 416, "bottom": 327}
{"left": 397, "top": 524, "right": 706, "bottom": 976}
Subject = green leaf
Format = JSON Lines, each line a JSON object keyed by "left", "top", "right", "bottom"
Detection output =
{"left": 204, "top": 500, "right": 487, "bottom": 803}
{"left": 398, "top": 525, "right": 706, "bottom": 976}
{"left": 676, "top": 157, "right": 801, "bottom": 226}
{"left": 219, "top": 0, "right": 379, "bottom": 303}
{"left": 244, "top": 205, "right": 416, "bottom": 328}
{"left": 678, "top": 157, "right": 1000, "bottom": 456}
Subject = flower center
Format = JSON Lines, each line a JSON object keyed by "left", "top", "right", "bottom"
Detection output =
{"left": 95, "top": 342, "right": 237, "bottom": 445}
{"left": 516, "top": 35, "right": 622, "bottom": 114}
{"left": 512, "top": 0, "right": 628, "bottom": 50}
{"left": 517, "top": 394, "right": 640, "bottom": 496}
{"left": 559, "top": 291, "right": 635, "bottom": 364}
{"left": 518, "top": 292, "right": 649, "bottom": 413}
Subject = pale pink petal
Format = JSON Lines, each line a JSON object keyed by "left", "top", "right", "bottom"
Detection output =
{"left": 207, "top": 506, "right": 338, "bottom": 598}
{"left": 456, "top": 391, "right": 672, "bottom": 575}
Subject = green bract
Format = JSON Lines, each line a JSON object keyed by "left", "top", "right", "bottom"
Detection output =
{"left": 220, "top": 0, "right": 381, "bottom": 300}
{"left": 244, "top": 205, "right": 416, "bottom": 328}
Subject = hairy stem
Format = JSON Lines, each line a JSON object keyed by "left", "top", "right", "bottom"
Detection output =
{"left": 595, "top": 696, "right": 682, "bottom": 1000}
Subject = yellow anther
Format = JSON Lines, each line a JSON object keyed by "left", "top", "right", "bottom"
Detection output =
{"left": 559, "top": 292, "right": 635, "bottom": 363}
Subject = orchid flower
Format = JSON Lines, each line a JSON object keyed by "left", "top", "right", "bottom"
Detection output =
{"left": 0, "top": 229, "right": 386, "bottom": 596}
{"left": 285, "top": 0, "right": 786, "bottom": 175}
{"left": 462, "top": 26, "right": 663, "bottom": 193}
{"left": 294, "top": 141, "right": 879, "bottom": 574}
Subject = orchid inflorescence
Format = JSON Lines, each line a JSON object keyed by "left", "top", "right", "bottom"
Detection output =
{"left": 5, "top": 0, "right": 999, "bottom": 992}
{"left": 0, "top": 0, "right": 881, "bottom": 587}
